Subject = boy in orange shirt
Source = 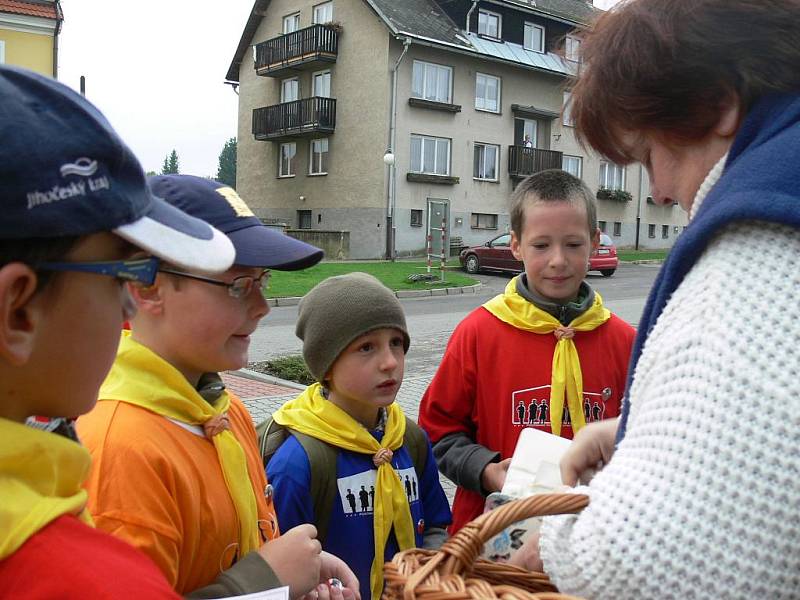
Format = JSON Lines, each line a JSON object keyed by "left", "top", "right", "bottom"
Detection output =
{"left": 78, "top": 175, "right": 358, "bottom": 599}
{"left": 0, "top": 66, "right": 234, "bottom": 598}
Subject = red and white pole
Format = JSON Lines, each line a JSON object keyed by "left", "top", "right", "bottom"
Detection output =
{"left": 426, "top": 234, "right": 432, "bottom": 274}
{"left": 440, "top": 218, "right": 446, "bottom": 282}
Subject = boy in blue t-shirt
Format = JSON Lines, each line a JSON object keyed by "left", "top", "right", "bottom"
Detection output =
{"left": 266, "top": 273, "right": 451, "bottom": 600}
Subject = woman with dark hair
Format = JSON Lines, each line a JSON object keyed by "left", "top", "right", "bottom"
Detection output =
{"left": 510, "top": 0, "right": 800, "bottom": 597}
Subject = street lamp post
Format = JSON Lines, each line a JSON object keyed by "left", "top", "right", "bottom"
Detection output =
{"left": 384, "top": 149, "right": 396, "bottom": 261}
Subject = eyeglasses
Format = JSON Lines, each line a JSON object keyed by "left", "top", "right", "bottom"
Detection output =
{"left": 36, "top": 257, "right": 160, "bottom": 286}
{"left": 158, "top": 268, "right": 271, "bottom": 299}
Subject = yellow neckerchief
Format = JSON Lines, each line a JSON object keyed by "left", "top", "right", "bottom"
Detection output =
{"left": 0, "top": 417, "right": 94, "bottom": 560}
{"left": 99, "top": 331, "right": 260, "bottom": 555}
{"left": 483, "top": 276, "right": 610, "bottom": 436}
{"left": 273, "top": 383, "right": 415, "bottom": 600}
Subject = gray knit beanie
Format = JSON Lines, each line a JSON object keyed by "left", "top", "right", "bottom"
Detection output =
{"left": 296, "top": 272, "right": 410, "bottom": 382}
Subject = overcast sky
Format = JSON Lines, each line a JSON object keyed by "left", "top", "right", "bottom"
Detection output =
{"left": 58, "top": 0, "right": 619, "bottom": 178}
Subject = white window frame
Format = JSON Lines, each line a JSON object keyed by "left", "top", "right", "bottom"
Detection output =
{"left": 477, "top": 9, "right": 502, "bottom": 39}
{"left": 411, "top": 60, "right": 453, "bottom": 104}
{"left": 562, "top": 155, "right": 583, "bottom": 178}
{"left": 312, "top": 1, "right": 333, "bottom": 24}
{"left": 562, "top": 90, "right": 574, "bottom": 126}
{"left": 475, "top": 72, "right": 501, "bottom": 113}
{"left": 524, "top": 22, "right": 545, "bottom": 53}
{"left": 279, "top": 142, "right": 297, "bottom": 177}
{"left": 312, "top": 69, "right": 331, "bottom": 98}
{"left": 309, "top": 138, "right": 329, "bottom": 175}
{"left": 599, "top": 161, "right": 626, "bottom": 191}
{"left": 565, "top": 35, "right": 581, "bottom": 62}
{"left": 410, "top": 134, "right": 451, "bottom": 176}
{"left": 281, "top": 77, "right": 299, "bottom": 103}
{"left": 283, "top": 13, "right": 301, "bottom": 34}
{"left": 0, "top": 41, "right": 5, "bottom": 64}
{"left": 473, "top": 143, "right": 499, "bottom": 181}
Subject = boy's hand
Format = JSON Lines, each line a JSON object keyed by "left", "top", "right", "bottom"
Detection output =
{"left": 508, "top": 532, "right": 543, "bottom": 572}
{"left": 560, "top": 418, "right": 619, "bottom": 486}
{"left": 480, "top": 458, "right": 511, "bottom": 493}
{"left": 319, "top": 552, "right": 360, "bottom": 600}
{"left": 258, "top": 524, "right": 322, "bottom": 598}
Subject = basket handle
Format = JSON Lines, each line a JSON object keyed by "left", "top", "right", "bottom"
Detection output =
{"left": 417, "top": 493, "right": 588, "bottom": 583}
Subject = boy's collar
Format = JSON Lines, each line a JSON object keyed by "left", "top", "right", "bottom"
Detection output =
{"left": 196, "top": 372, "right": 226, "bottom": 405}
{"left": 516, "top": 275, "right": 595, "bottom": 325}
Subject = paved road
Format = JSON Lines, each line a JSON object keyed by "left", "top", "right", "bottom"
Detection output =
{"left": 248, "top": 263, "right": 660, "bottom": 377}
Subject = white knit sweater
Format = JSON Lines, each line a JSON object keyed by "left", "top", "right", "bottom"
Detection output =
{"left": 539, "top": 163, "right": 800, "bottom": 598}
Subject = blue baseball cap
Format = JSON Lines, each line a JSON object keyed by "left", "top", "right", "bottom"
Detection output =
{"left": 0, "top": 65, "right": 235, "bottom": 273}
{"left": 148, "top": 175, "right": 324, "bottom": 270}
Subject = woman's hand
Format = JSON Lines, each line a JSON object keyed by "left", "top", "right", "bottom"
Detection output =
{"left": 561, "top": 418, "right": 619, "bottom": 486}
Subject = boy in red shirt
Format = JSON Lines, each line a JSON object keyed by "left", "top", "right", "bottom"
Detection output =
{"left": 419, "top": 170, "right": 636, "bottom": 533}
{"left": 0, "top": 66, "right": 234, "bottom": 598}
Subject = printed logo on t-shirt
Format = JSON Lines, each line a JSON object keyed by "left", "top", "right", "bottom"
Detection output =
{"left": 510, "top": 385, "right": 610, "bottom": 427}
{"left": 336, "top": 467, "right": 419, "bottom": 516}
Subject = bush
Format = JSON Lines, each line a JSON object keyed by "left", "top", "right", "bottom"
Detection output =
{"left": 251, "top": 355, "right": 315, "bottom": 385}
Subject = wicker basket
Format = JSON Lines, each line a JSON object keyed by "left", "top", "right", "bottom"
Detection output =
{"left": 383, "top": 493, "right": 589, "bottom": 600}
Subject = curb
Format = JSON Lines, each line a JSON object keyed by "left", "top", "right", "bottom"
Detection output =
{"left": 267, "top": 282, "right": 482, "bottom": 307}
{"left": 626, "top": 259, "right": 664, "bottom": 265}
{"left": 232, "top": 368, "right": 307, "bottom": 391}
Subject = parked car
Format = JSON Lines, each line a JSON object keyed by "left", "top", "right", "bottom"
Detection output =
{"left": 459, "top": 232, "right": 619, "bottom": 277}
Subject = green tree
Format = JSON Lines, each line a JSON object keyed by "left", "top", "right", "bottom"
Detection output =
{"left": 161, "top": 149, "right": 180, "bottom": 175}
{"left": 216, "top": 137, "right": 237, "bottom": 187}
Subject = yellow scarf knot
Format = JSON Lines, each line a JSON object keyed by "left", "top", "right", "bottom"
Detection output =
{"left": 273, "top": 383, "right": 415, "bottom": 600}
{"left": 99, "top": 332, "right": 262, "bottom": 556}
{"left": 483, "top": 276, "right": 610, "bottom": 436}
{"left": 203, "top": 413, "right": 231, "bottom": 439}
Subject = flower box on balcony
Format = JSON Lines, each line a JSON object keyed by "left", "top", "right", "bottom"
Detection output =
{"left": 597, "top": 187, "right": 633, "bottom": 202}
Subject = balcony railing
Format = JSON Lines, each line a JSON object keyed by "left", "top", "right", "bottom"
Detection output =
{"left": 252, "top": 97, "right": 336, "bottom": 141}
{"left": 254, "top": 23, "right": 339, "bottom": 77}
{"left": 508, "top": 146, "right": 563, "bottom": 178}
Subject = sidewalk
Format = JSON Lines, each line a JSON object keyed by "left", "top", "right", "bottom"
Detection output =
{"left": 224, "top": 368, "right": 458, "bottom": 503}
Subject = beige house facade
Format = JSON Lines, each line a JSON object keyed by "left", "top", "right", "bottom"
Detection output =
{"left": 228, "top": 0, "right": 687, "bottom": 259}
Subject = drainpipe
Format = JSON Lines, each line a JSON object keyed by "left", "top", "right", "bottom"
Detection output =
{"left": 635, "top": 164, "right": 644, "bottom": 250}
{"left": 466, "top": 0, "right": 479, "bottom": 33}
{"left": 385, "top": 37, "right": 411, "bottom": 261}
{"left": 52, "top": 0, "right": 63, "bottom": 78}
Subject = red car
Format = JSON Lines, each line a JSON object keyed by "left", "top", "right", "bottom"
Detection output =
{"left": 459, "top": 232, "right": 619, "bottom": 277}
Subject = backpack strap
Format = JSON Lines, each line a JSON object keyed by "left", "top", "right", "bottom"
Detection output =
{"left": 291, "top": 431, "right": 338, "bottom": 544}
{"left": 403, "top": 417, "right": 429, "bottom": 479}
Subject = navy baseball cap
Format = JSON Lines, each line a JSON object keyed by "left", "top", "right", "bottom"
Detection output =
{"left": 0, "top": 65, "right": 234, "bottom": 273}
{"left": 148, "top": 175, "right": 324, "bottom": 270}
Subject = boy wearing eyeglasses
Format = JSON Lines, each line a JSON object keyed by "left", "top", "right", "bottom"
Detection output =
{"left": 77, "top": 175, "right": 359, "bottom": 600}
{"left": 0, "top": 67, "right": 235, "bottom": 597}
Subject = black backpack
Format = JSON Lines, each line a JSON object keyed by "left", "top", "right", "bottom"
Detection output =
{"left": 256, "top": 415, "right": 428, "bottom": 543}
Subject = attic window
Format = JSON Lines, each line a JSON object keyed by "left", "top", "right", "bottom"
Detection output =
{"left": 478, "top": 9, "right": 501, "bottom": 39}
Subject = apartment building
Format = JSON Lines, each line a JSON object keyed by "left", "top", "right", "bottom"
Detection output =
{"left": 227, "top": 0, "right": 687, "bottom": 259}
{"left": 0, "top": 0, "right": 63, "bottom": 77}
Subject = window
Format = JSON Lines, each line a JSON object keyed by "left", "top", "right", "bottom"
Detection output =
{"left": 0, "top": 41, "right": 5, "bottom": 64}
{"left": 309, "top": 138, "right": 329, "bottom": 175}
{"left": 410, "top": 135, "right": 450, "bottom": 176}
{"left": 281, "top": 77, "right": 299, "bottom": 102}
{"left": 648, "top": 224, "right": 656, "bottom": 238}
{"left": 562, "top": 155, "right": 582, "bottom": 178}
{"left": 662, "top": 225, "right": 669, "bottom": 239}
{"left": 410, "top": 209, "right": 423, "bottom": 227}
{"left": 565, "top": 35, "right": 581, "bottom": 62}
{"left": 471, "top": 213, "right": 498, "bottom": 229}
{"left": 473, "top": 143, "right": 499, "bottom": 180}
{"left": 298, "top": 210, "right": 312, "bottom": 229}
{"left": 313, "top": 1, "right": 333, "bottom": 24}
{"left": 283, "top": 13, "right": 301, "bottom": 34}
{"left": 613, "top": 221, "right": 622, "bottom": 237}
{"left": 279, "top": 143, "right": 296, "bottom": 177}
{"left": 562, "top": 90, "right": 574, "bottom": 126}
{"left": 475, "top": 73, "right": 500, "bottom": 113}
{"left": 599, "top": 161, "right": 625, "bottom": 190}
{"left": 598, "top": 220, "right": 607, "bottom": 233}
{"left": 313, "top": 70, "right": 331, "bottom": 97}
{"left": 411, "top": 60, "right": 452, "bottom": 104}
{"left": 478, "top": 9, "right": 501, "bottom": 38}
{"left": 524, "top": 22, "right": 545, "bottom": 53}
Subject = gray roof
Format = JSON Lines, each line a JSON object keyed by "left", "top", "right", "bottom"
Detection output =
{"left": 364, "top": 0, "right": 473, "bottom": 49}
{"left": 466, "top": 33, "right": 574, "bottom": 76}
{"left": 501, "top": 0, "right": 599, "bottom": 25}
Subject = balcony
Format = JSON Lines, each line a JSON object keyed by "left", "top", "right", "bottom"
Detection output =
{"left": 254, "top": 23, "right": 339, "bottom": 77}
{"left": 507, "top": 146, "right": 563, "bottom": 178}
{"left": 252, "top": 97, "right": 336, "bottom": 141}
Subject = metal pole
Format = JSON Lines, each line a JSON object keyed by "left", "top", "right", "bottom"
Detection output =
{"left": 427, "top": 234, "right": 432, "bottom": 274}
{"left": 440, "top": 218, "right": 446, "bottom": 283}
